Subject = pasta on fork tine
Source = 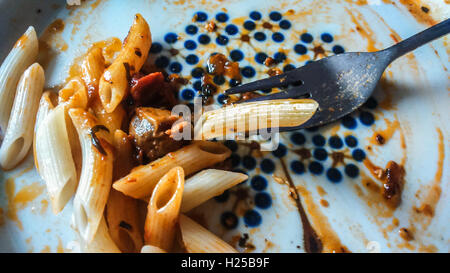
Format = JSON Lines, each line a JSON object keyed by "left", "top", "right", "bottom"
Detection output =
{"left": 0, "top": 63, "right": 44, "bottom": 170}
{"left": 0, "top": 26, "right": 38, "bottom": 143}
{"left": 144, "top": 166, "right": 184, "bottom": 252}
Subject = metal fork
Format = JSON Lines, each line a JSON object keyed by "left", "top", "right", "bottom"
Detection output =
{"left": 224, "top": 18, "right": 450, "bottom": 132}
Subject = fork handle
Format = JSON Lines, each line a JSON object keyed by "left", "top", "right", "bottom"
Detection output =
{"left": 384, "top": 18, "right": 450, "bottom": 61}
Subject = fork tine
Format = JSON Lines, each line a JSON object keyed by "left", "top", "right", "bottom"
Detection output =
{"left": 224, "top": 73, "right": 289, "bottom": 95}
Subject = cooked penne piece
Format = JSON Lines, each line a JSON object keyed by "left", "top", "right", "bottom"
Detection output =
{"left": 33, "top": 91, "right": 58, "bottom": 174}
{"left": 144, "top": 167, "right": 184, "bottom": 251}
{"left": 181, "top": 169, "right": 248, "bottom": 212}
{"left": 35, "top": 105, "right": 78, "bottom": 214}
{"left": 179, "top": 214, "right": 238, "bottom": 253}
{"left": 80, "top": 217, "right": 121, "bottom": 253}
{"left": 0, "top": 63, "right": 44, "bottom": 170}
{"left": 58, "top": 77, "right": 89, "bottom": 109}
{"left": 194, "top": 99, "right": 319, "bottom": 140}
{"left": 0, "top": 26, "right": 38, "bottom": 142}
{"left": 99, "top": 14, "right": 151, "bottom": 113}
{"left": 81, "top": 46, "right": 105, "bottom": 99}
{"left": 69, "top": 108, "right": 114, "bottom": 243}
{"left": 113, "top": 141, "right": 231, "bottom": 200}
{"left": 140, "top": 245, "right": 167, "bottom": 253}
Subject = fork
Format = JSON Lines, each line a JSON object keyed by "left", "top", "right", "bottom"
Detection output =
{"left": 224, "top": 18, "right": 450, "bottom": 132}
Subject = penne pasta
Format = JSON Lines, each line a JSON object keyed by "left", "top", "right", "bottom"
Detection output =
{"left": 80, "top": 216, "right": 121, "bottom": 253}
{"left": 179, "top": 214, "right": 238, "bottom": 253}
{"left": 69, "top": 108, "right": 114, "bottom": 243}
{"left": 0, "top": 26, "right": 38, "bottom": 143}
{"left": 33, "top": 91, "right": 58, "bottom": 174}
{"left": 0, "top": 63, "right": 44, "bottom": 170}
{"left": 99, "top": 13, "right": 151, "bottom": 113}
{"left": 113, "top": 141, "right": 231, "bottom": 200}
{"left": 144, "top": 166, "right": 184, "bottom": 252}
{"left": 194, "top": 99, "right": 319, "bottom": 140}
{"left": 141, "top": 245, "right": 167, "bottom": 253}
{"left": 181, "top": 169, "right": 248, "bottom": 212}
{"left": 35, "top": 105, "right": 78, "bottom": 214}
{"left": 81, "top": 46, "right": 105, "bottom": 100}
{"left": 58, "top": 77, "right": 89, "bottom": 109}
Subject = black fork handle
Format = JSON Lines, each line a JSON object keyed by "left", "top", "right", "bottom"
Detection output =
{"left": 384, "top": 18, "right": 450, "bottom": 61}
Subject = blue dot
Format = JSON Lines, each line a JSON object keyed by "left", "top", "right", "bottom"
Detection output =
{"left": 260, "top": 159, "right": 275, "bottom": 174}
{"left": 230, "top": 49, "right": 244, "bottom": 62}
{"left": 364, "top": 97, "right": 378, "bottom": 109}
{"left": 352, "top": 149, "right": 366, "bottom": 162}
{"left": 272, "top": 144, "right": 287, "bottom": 158}
{"left": 184, "top": 40, "right": 197, "bottom": 50}
{"left": 345, "top": 135, "right": 358, "bottom": 147}
{"left": 255, "top": 52, "right": 268, "bottom": 64}
{"left": 191, "top": 67, "right": 204, "bottom": 78}
{"left": 169, "top": 62, "right": 182, "bottom": 73}
{"left": 284, "top": 64, "right": 296, "bottom": 72}
{"left": 244, "top": 210, "right": 262, "bottom": 227}
{"left": 326, "top": 168, "right": 342, "bottom": 183}
{"left": 341, "top": 115, "right": 357, "bottom": 129}
{"left": 269, "top": 11, "right": 282, "bottom": 21}
{"left": 149, "top": 42, "right": 162, "bottom": 54}
{"left": 193, "top": 80, "right": 202, "bottom": 91}
{"left": 230, "top": 153, "right": 240, "bottom": 167}
{"left": 224, "top": 140, "right": 238, "bottom": 152}
{"left": 279, "top": 19, "right": 291, "bottom": 29}
{"left": 329, "top": 136, "right": 343, "bottom": 149}
{"left": 300, "top": 33, "right": 313, "bottom": 43}
{"left": 216, "top": 35, "right": 229, "bottom": 45}
{"left": 217, "top": 94, "right": 228, "bottom": 104}
{"left": 345, "top": 164, "right": 359, "bottom": 178}
{"left": 155, "top": 56, "right": 169, "bottom": 68}
{"left": 313, "top": 148, "right": 328, "bottom": 161}
{"left": 229, "top": 79, "right": 241, "bottom": 87}
{"left": 214, "top": 190, "right": 229, "bottom": 202}
{"left": 321, "top": 33, "right": 333, "bottom": 43}
{"left": 242, "top": 156, "right": 256, "bottom": 170}
{"left": 359, "top": 111, "right": 375, "bottom": 126}
{"left": 251, "top": 175, "right": 267, "bottom": 191}
{"left": 181, "top": 89, "right": 195, "bottom": 100}
{"left": 333, "top": 45, "right": 345, "bottom": 54}
{"left": 309, "top": 161, "right": 324, "bottom": 175}
{"left": 312, "top": 135, "right": 326, "bottom": 147}
{"left": 274, "top": 52, "right": 286, "bottom": 63}
{"left": 164, "top": 33, "right": 178, "bottom": 44}
{"left": 198, "top": 34, "right": 211, "bottom": 45}
{"left": 194, "top": 11, "right": 208, "bottom": 22}
{"left": 213, "top": 75, "right": 226, "bottom": 85}
{"left": 291, "top": 160, "right": 305, "bottom": 174}
{"left": 243, "top": 20, "right": 256, "bottom": 31}
{"left": 294, "top": 44, "right": 308, "bottom": 55}
{"left": 272, "top": 32, "right": 284, "bottom": 42}
{"left": 221, "top": 211, "right": 238, "bottom": 229}
{"left": 186, "top": 54, "right": 199, "bottom": 65}
{"left": 215, "top": 12, "right": 228, "bottom": 22}
{"left": 185, "top": 25, "right": 198, "bottom": 35}
{"left": 250, "top": 11, "right": 262, "bottom": 20}
{"left": 254, "top": 32, "right": 266, "bottom": 41}
{"left": 225, "top": 24, "right": 238, "bottom": 35}
{"left": 241, "top": 66, "right": 256, "bottom": 78}
{"left": 291, "top": 132, "right": 306, "bottom": 145}
{"left": 255, "top": 193, "right": 272, "bottom": 209}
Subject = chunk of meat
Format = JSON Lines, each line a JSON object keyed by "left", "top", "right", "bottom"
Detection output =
{"left": 129, "top": 107, "right": 183, "bottom": 162}
{"left": 130, "top": 72, "right": 178, "bottom": 108}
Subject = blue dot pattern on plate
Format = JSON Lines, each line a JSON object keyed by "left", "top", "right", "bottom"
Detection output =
{"left": 146, "top": 10, "right": 380, "bottom": 230}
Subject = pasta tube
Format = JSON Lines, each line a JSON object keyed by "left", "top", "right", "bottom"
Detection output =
{"left": 80, "top": 217, "right": 121, "bottom": 253}
{"left": 179, "top": 214, "right": 238, "bottom": 253}
{"left": 195, "top": 99, "right": 318, "bottom": 140}
{"left": 113, "top": 141, "right": 231, "bottom": 200}
{"left": 144, "top": 166, "right": 184, "bottom": 252}
{"left": 0, "top": 63, "right": 44, "bottom": 170}
{"left": 0, "top": 26, "right": 38, "bottom": 142}
{"left": 35, "top": 105, "right": 78, "bottom": 214}
{"left": 181, "top": 169, "right": 248, "bottom": 212}
{"left": 58, "top": 77, "right": 88, "bottom": 109}
{"left": 69, "top": 108, "right": 114, "bottom": 243}
{"left": 99, "top": 13, "right": 151, "bottom": 113}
